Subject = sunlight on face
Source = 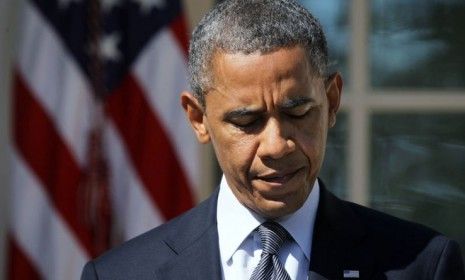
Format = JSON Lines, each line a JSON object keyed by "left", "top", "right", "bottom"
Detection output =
{"left": 184, "top": 46, "right": 342, "bottom": 218}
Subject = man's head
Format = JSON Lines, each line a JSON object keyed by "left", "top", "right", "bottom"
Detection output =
{"left": 188, "top": 0, "right": 330, "bottom": 107}
{"left": 182, "top": 0, "right": 342, "bottom": 218}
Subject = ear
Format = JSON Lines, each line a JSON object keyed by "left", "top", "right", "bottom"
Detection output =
{"left": 325, "top": 72, "right": 343, "bottom": 128}
{"left": 181, "top": 91, "right": 211, "bottom": 144}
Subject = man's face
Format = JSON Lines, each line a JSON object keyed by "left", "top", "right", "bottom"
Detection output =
{"left": 182, "top": 46, "right": 342, "bottom": 218}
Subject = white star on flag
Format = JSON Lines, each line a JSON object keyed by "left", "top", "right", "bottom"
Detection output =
{"left": 101, "top": 0, "right": 122, "bottom": 13}
{"left": 100, "top": 32, "right": 122, "bottom": 62}
{"left": 132, "top": 0, "right": 165, "bottom": 14}
{"left": 58, "top": 0, "right": 80, "bottom": 9}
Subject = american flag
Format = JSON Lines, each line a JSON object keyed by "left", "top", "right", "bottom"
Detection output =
{"left": 8, "top": 0, "right": 199, "bottom": 279}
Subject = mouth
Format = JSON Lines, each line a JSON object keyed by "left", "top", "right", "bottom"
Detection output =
{"left": 256, "top": 167, "right": 304, "bottom": 185}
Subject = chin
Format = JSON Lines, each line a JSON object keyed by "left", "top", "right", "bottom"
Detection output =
{"left": 260, "top": 186, "right": 310, "bottom": 214}
{"left": 254, "top": 199, "right": 299, "bottom": 219}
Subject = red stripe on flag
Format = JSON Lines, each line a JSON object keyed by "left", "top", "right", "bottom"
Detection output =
{"left": 7, "top": 236, "right": 42, "bottom": 280}
{"left": 106, "top": 74, "right": 194, "bottom": 220}
{"left": 12, "top": 71, "right": 96, "bottom": 256}
{"left": 170, "top": 14, "right": 189, "bottom": 56}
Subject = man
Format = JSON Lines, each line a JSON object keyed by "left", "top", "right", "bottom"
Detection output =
{"left": 81, "top": 0, "right": 465, "bottom": 279}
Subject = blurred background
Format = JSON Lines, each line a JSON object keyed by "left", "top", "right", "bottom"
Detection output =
{"left": 1, "top": 0, "right": 464, "bottom": 279}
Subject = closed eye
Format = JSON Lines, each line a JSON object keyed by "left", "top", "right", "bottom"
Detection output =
{"left": 284, "top": 103, "right": 313, "bottom": 119}
{"left": 229, "top": 115, "right": 262, "bottom": 128}
{"left": 224, "top": 108, "right": 264, "bottom": 130}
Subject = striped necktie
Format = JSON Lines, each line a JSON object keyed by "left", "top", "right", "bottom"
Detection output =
{"left": 250, "top": 221, "right": 292, "bottom": 280}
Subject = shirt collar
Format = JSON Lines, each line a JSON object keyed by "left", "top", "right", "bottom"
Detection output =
{"left": 216, "top": 175, "right": 320, "bottom": 262}
{"left": 276, "top": 179, "right": 319, "bottom": 260}
{"left": 217, "top": 176, "right": 263, "bottom": 265}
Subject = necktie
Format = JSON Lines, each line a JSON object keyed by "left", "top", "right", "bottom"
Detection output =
{"left": 250, "top": 221, "right": 292, "bottom": 280}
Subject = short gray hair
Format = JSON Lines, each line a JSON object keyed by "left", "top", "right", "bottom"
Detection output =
{"left": 188, "top": 0, "right": 329, "bottom": 106}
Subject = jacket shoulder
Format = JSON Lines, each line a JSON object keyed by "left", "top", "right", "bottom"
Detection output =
{"left": 346, "top": 200, "right": 440, "bottom": 241}
{"left": 343, "top": 200, "right": 465, "bottom": 277}
{"left": 82, "top": 191, "right": 218, "bottom": 279}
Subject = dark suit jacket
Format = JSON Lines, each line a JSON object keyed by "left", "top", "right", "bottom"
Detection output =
{"left": 81, "top": 182, "right": 465, "bottom": 279}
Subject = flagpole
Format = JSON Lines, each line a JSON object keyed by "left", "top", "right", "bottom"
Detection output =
{"left": 80, "top": 0, "right": 113, "bottom": 257}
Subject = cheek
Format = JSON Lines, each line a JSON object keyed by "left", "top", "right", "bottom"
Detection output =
{"left": 294, "top": 116, "right": 328, "bottom": 163}
{"left": 296, "top": 134, "right": 322, "bottom": 160}
{"left": 230, "top": 137, "right": 257, "bottom": 171}
{"left": 214, "top": 130, "right": 257, "bottom": 174}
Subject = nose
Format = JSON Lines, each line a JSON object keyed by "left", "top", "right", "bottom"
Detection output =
{"left": 256, "top": 117, "right": 295, "bottom": 160}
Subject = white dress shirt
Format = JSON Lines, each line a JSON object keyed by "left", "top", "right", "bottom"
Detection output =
{"left": 217, "top": 175, "right": 320, "bottom": 280}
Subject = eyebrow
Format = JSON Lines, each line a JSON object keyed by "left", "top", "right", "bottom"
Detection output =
{"left": 279, "top": 96, "right": 315, "bottom": 109}
{"left": 223, "top": 97, "right": 315, "bottom": 120}
{"left": 223, "top": 108, "right": 264, "bottom": 120}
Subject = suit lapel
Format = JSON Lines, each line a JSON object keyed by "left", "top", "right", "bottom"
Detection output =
{"left": 309, "top": 180, "right": 375, "bottom": 279}
{"left": 155, "top": 189, "right": 222, "bottom": 280}
{"left": 155, "top": 224, "right": 222, "bottom": 279}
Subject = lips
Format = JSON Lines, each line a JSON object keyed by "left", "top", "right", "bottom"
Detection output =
{"left": 256, "top": 168, "right": 303, "bottom": 185}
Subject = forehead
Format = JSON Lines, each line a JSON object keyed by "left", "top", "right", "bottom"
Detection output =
{"left": 206, "top": 47, "right": 322, "bottom": 108}
{"left": 212, "top": 47, "right": 311, "bottom": 83}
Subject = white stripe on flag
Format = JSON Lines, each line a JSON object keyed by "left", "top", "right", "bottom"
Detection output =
{"left": 105, "top": 122, "right": 165, "bottom": 240}
{"left": 133, "top": 27, "right": 200, "bottom": 198}
{"left": 10, "top": 151, "right": 89, "bottom": 280}
{"left": 17, "top": 1, "right": 94, "bottom": 167}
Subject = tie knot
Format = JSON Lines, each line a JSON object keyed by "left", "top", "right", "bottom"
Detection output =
{"left": 257, "top": 221, "right": 290, "bottom": 255}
